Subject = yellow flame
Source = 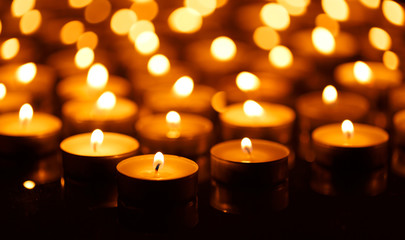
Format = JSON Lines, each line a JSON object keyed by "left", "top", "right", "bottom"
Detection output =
{"left": 369, "top": 27, "right": 392, "bottom": 51}
{"left": 19, "top": 103, "right": 33, "bottom": 125}
{"left": 185, "top": 0, "right": 217, "bottom": 17}
{"left": 87, "top": 63, "right": 109, "bottom": 89}
{"left": 77, "top": 31, "right": 98, "bottom": 50}
{"left": 312, "top": 27, "right": 336, "bottom": 55}
{"left": 110, "top": 9, "right": 138, "bottom": 36}
{"left": 96, "top": 91, "right": 116, "bottom": 110}
{"left": 147, "top": 54, "right": 170, "bottom": 76}
{"left": 166, "top": 111, "right": 181, "bottom": 128}
{"left": 382, "top": 0, "right": 404, "bottom": 26}
{"left": 74, "top": 47, "right": 94, "bottom": 69}
{"left": 130, "top": 0, "right": 159, "bottom": 21}
{"left": 322, "top": 85, "right": 338, "bottom": 104}
{"left": 269, "top": 45, "right": 293, "bottom": 69}
{"left": 383, "top": 50, "right": 399, "bottom": 70}
{"left": 253, "top": 26, "right": 280, "bottom": 50}
{"left": 241, "top": 137, "right": 252, "bottom": 155}
{"left": 84, "top": 0, "right": 112, "bottom": 24}
{"left": 236, "top": 72, "right": 260, "bottom": 92}
{"left": 1, "top": 38, "right": 20, "bottom": 60}
{"left": 11, "top": 0, "right": 35, "bottom": 17}
{"left": 277, "top": 0, "right": 309, "bottom": 16}
{"left": 168, "top": 7, "right": 202, "bottom": 34}
{"left": 359, "top": 0, "right": 380, "bottom": 9}
{"left": 243, "top": 100, "right": 264, "bottom": 117}
{"left": 16, "top": 62, "right": 37, "bottom": 84}
{"left": 353, "top": 61, "right": 372, "bottom": 84}
{"left": 341, "top": 119, "right": 354, "bottom": 139}
{"left": 60, "top": 20, "right": 85, "bottom": 45}
{"left": 210, "top": 36, "right": 237, "bottom": 61}
{"left": 172, "top": 76, "right": 194, "bottom": 97}
{"left": 20, "top": 9, "right": 42, "bottom": 35}
{"left": 315, "top": 13, "right": 340, "bottom": 36}
{"left": 153, "top": 152, "right": 164, "bottom": 171}
{"left": 134, "top": 31, "right": 159, "bottom": 55}
{"left": 69, "top": 0, "right": 92, "bottom": 8}
{"left": 128, "top": 20, "right": 155, "bottom": 43}
{"left": 0, "top": 83, "right": 6, "bottom": 100}
{"left": 322, "top": 0, "right": 349, "bottom": 21}
{"left": 23, "top": 180, "right": 36, "bottom": 190}
{"left": 260, "top": 3, "right": 290, "bottom": 31}
{"left": 91, "top": 129, "right": 104, "bottom": 152}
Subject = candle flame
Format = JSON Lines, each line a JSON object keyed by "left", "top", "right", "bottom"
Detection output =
{"left": 383, "top": 50, "right": 399, "bottom": 70}
{"left": 185, "top": 0, "right": 216, "bottom": 17}
{"left": 210, "top": 36, "right": 237, "bottom": 61}
{"left": 353, "top": 61, "right": 372, "bottom": 84}
{"left": 236, "top": 71, "right": 260, "bottom": 92}
{"left": 172, "top": 76, "right": 194, "bottom": 97}
{"left": 87, "top": 63, "right": 109, "bottom": 89}
{"left": 110, "top": 9, "right": 137, "bottom": 36}
{"left": 147, "top": 54, "right": 170, "bottom": 76}
{"left": 360, "top": 0, "right": 380, "bottom": 9}
{"left": 268, "top": 45, "right": 293, "bottom": 69}
{"left": 19, "top": 103, "right": 33, "bottom": 126}
{"left": 322, "top": 85, "right": 338, "bottom": 104}
{"left": 369, "top": 27, "right": 391, "bottom": 51}
{"left": 341, "top": 119, "right": 354, "bottom": 139}
{"left": 243, "top": 100, "right": 264, "bottom": 117}
{"left": 23, "top": 180, "right": 35, "bottom": 190}
{"left": 69, "top": 0, "right": 92, "bottom": 8}
{"left": 260, "top": 3, "right": 290, "bottom": 31}
{"left": 134, "top": 31, "right": 159, "bottom": 55}
{"left": 382, "top": 0, "right": 404, "bottom": 26}
{"left": 312, "top": 27, "right": 336, "bottom": 55}
{"left": 74, "top": 47, "right": 94, "bottom": 69}
{"left": 91, "top": 129, "right": 104, "bottom": 152}
{"left": 0, "top": 83, "right": 6, "bottom": 100}
{"left": 321, "top": 0, "right": 349, "bottom": 21}
{"left": 96, "top": 91, "right": 116, "bottom": 110}
{"left": 241, "top": 137, "right": 252, "bottom": 155}
{"left": 1, "top": 38, "right": 20, "bottom": 60}
{"left": 16, "top": 62, "right": 37, "bottom": 84}
{"left": 11, "top": 0, "right": 35, "bottom": 17}
{"left": 60, "top": 20, "right": 85, "bottom": 45}
{"left": 20, "top": 9, "right": 42, "bottom": 35}
{"left": 166, "top": 111, "right": 181, "bottom": 138}
{"left": 153, "top": 151, "right": 164, "bottom": 172}
{"left": 168, "top": 7, "right": 202, "bottom": 34}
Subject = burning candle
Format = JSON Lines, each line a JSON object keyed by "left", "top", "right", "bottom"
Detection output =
{"left": 0, "top": 83, "right": 32, "bottom": 114}
{"left": 0, "top": 103, "right": 62, "bottom": 156}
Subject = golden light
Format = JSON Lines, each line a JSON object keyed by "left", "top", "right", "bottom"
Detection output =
{"left": 260, "top": 3, "right": 290, "bottom": 31}
{"left": 87, "top": 63, "right": 109, "bottom": 89}
{"left": 11, "top": 0, "right": 35, "bottom": 17}
{"left": 383, "top": 50, "right": 399, "bottom": 70}
{"left": 84, "top": 0, "right": 112, "bottom": 24}
{"left": 147, "top": 54, "right": 170, "bottom": 76}
{"left": 153, "top": 152, "right": 164, "bottom": 172}
{"left": 110, "top": 9, "right": 138, "bottom": 35}
{"left": 211, "top": 91, "right": 227, "bottom": 113}
{"left": 128, "top": 20, "right": 155, "bottom": 43}
{"left": 130, "top": 0, "right": 159, "bottom": 21}
{"left": 60, "top": 20, "right": 85, "bottom": 45}
{"left": 322, "top": 85, "right": 338, "bottom": 104}
{"left": 321, "top": 0, "right": 349, "bottom": 21}
{"left": 0, "top": 20, "right": 2, "bottom": 35}
{"left": 69, "top": 0, "right": 92, "bottom": 8}
{"left": 241, "top": 137, "right": 252, "bottom": 155}
{"left": 172, "top": 76, "right": 194, "bottom": 97}
{"left": 16, "top": 62, "right": 37, "bottom": 84}
{"left": 253, "top": 26, "right": 280, "bottom": 50}
{"left": 134, "top": 31, "right": 159, "bottom": 55}
{"left": 1, "top": 38, "right": 20, "bottom": 60}
{"left": 20, "top": 9, "right": 42, "bottom": 35}
{"left": 359, "top": 0, "right": 380, "bottom": 9}
{"left": 168, "top": 7, "right": 203, "bottom": 34}
{"left": 185, "top": 0, "right": 217, "bottom": 17}
{"left": 382, "top": 0, "right": 404, "bottom": 26}
{"left": 19, "top": 103, "right": 33, "bottom": 126}
{"left": 77, "top": 31, "right": 98, "bottom": 50}
{"left": 210, "top": 36, "right": 237, "bottom": 61}
{"left": 166, "top": 111, "right": 181, "bottom": 138}
{"left": 315, "top": 13, "right": 340, "bottom": 36}
{"left": 369, "top": 27, "right": 391, "bottom": 51}
{"left": 96, "top": 91, "right": 116, "bottom": 110}
{"left": 23, "top": 180, "right": 36, "bottom": 190}
{"left": 353, "top": 61, "right": 372, "bottom": 84}
{"left": 243, "top": 100, "right": 264, "bottom": 117}
{"left": 277, "top": 0, "right": 309, "bottom": 16}
{"left": 269, "top": 45, "right": 293, "bottom": 69}
{"left": 341, "top": 119, "right": 354, "bottom": 139}
{"left": 312, "top": 27, "right": 336, "bottom": 55}
{"left": 91, "top": 129, "right": 104, "bottom": 152}
{"left": 236, "top": 71, "right": 260, "bottom": 92}
{"left": 0, "top": 83, "right": 6, "bottom": 100}
{"left": 75, "top": 47, "right": 94, "bottom": 69}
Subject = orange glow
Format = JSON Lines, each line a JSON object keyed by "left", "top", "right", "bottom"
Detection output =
{"left": 16, "top": 62, "right": 37, "bottom": 84}
{"left": 312, "top": 27, "right": 335, "bottom": 55}
{"left": 260, "top": 3, "right": 290, "bottom": 31}
{"left": 96, "top": 91, "right": 116, "bottom": 110}
{"left": 243, "top": 100, "right": 264, "bottom": 117}
{"left": 383, "top": 51, "right": 399, "bottom": 70}
{"left": 1, "top": 38, "right": 20, "bottom": 60}
{"left": 236, "top": 72, "right": 260, "bottom": 92}
{"left": 60, "top": 20, "right": 85, "bottom": 45}
{"left": 128, "top": 20, "right": 155, "bottom": 43}
{"left": 153, "top": 152, "right": 164, "bottom": 171}
{"left": 210, "top": 36, "right": 237, "bottom": 61}
{"left": 77, "top": 31, "right": 98, "bottom": 50}
{"left": 69, "top": 0, "right": 92, "bottom": 8}
{"left": 253, "top": 26, "right": 280, "bottom": 50}
{"left": 91, "top": 129, "right": 104, "bottom": 152}
{"left": 11, "top": 0, "right": 35, "bottom": 17}
{"left": 147, "top": 54, "right": 170, "bottom": 76}
{"left": 87, "top": 63, "right": 109, "bottom": 89}
{"left": 172, "top": 76, "right": 194, "bottom": 97}
{"left": 168, "top": 7, "right": 202, "bottom": 34}
{"left": 74, "top": 47, "right": 94, "bottom": 69}
{"left": 341, "top": 120, "right": 354, "bottom": 139}
{"left": 277, "top": 0, "right": 310, "bottom": 16}
{"left": 19, "top": 103, "right": 33, "bottom": 126}
{"left": 322, "top": 85, "right": 338, "bottom": 104}
{"left": 20, "top": 9, "right": 42, "bottom": 35}
{"left": 0, "top": 83, "right": 6, "bottom": 100}
{"left": 130, "top": 0, "right": 159, "bottom": 20}
{"left": 185, "top": 0, "right": 217, "bottom": 17}
{"left": 369, "top": 27, "right": 391, "bottom": 51}
{"left": 382, "top": 0, "right": 404, "bottom": 26}
{"left": 315, "top": 13, "right": 340, "bottom": 36}
{"left": 241, "top": 137, "right": 252, "bottom": 155}
{"left": 134, "top": 31, "right": 159, "bottom": 55}
{"left": 322, "top": 0, "right": 349, "bottom": 21}
{"left": 166, "top": 111, "right": 181, "bottom": 138}
{"left": 110, "top": 9, "right": 138, "bottom": 35}
{"left": 84, "top": 0, "right": 112, "bottom": 24}
{"left": 359, "top": 0, "right": 380, "bottom": 8}
{"left": 269, "top": 45, "right": 293, "bottom": 69}
{"left": 23, "top": 180, "right": 36, "bottom": 190}
{"left": 353, "top": 61, "right": 372, "bottom": 84}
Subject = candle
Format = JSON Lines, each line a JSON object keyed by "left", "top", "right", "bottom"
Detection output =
{"left": 0, "top": 104, "right": 62, "bottom": 156}
{"left": 210, "top": 138, "right": 289, "bottom": 214}
{"left": 0, "top": 83, "right": 33, "bottom": 114}
{"left": 135, "top": 111, "right": 213, "bottom": 157}
{"left": 116, "top": 152, "right": 199, "bottom": 230}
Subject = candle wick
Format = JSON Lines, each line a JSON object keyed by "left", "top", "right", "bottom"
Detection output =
{"left": 155, "top": 163, "right": 161, "bottom": 172}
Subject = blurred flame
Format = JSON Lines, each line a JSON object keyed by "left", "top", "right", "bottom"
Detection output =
{"left": 322, "top": 0, "right": 349, "bottom": 21}
{"left": 172, "top": 76, "right": 194, "bottom": 97}
{"left": 168, "top": 7, "right": 202, "bottom": 34}
{"left": 96, "top": 91, "right": 116, "bottom": 110}
{"left": 236, "top": 71, "right": 260, "bottom": 92}
{"left": 16, "top": 62, "right": 37, "bottom": 84}
{"left": 353, "top": 61, "right": 372, "bottom": 84}
{"left": 315, "top": 13, "right": 340, "bottom": 36}
{"left": 185, "top": 0, "right": 217, "bottom": 17}
{"left": 11, "top": 0, "right": 35, "bottom": 17}
{"left": 87, "top": 63, "right": 109, "bottom": 89}
{"left": 243, "top": 100, "right": 264, "bottom": 117}
{"left": 19, "top": 103, "right": 33, "bottom": 126}
{"left": 269, "top": 45, "right": 293, "bottom": 68}
{"left": 312, "top": 27, "right": 336, "bottom": 55}
{"left": 382, "top": 0, "right": 404, "bottom": 26}
{"left": 130, "top": 0, "right": 159, "bottom": 21}
{"left": 260, "top": 3, "right": 290, "bottom": 31}
{"left": 359, "top": 0, "right": 380, "bottom": 9}
{"left": 20, "top": 9, "right": 42, "bottom": 35}
{"left": 166, "top": 111, "right": 181, "bottom": 138}
{"left": 241, "top": 137, "right": 252, "bottom": 154}
{"left": 341, "top": 119, "right": 354, "bottom": 138}
{"left": 23, "top": 180, "right": 36, "bottom": 190}
{"left": 134, "top": 31, "right": 159, "bottom": 55}
{"left": 1, "top": 38, "right": 20, "bottom": 60}
{"left": 128, "top": 20, "right": 155, "bottom": 43}
{"left": 253, "top": 26, "right": 280, "bottom": 50}
{"left": 210, "top": 36, "right": 237, "bottom": 61}
{"left": 369, "top": 27, "right": 392, "bottom": 51}
{"left": 110, "top": 9, "right": 138, "bottom": 35}
{"left": 153, "top": 152, "right": 164, "bottom": 172}
{"left": 75, "top": 47, "right": 94, "bottom": 69}
{"left": 84, "top": 0, "right": 112, "bottom": 24}
{"left": 147, "top": 54, "right": 170, "bottom": 76}
{"left": 0, "top": 83, "right": 6, "bottom": 100}
{"left": 77, "top": 31, "right": 98, "bottom": 50}
{"left": 69, "top": 0, "right": 92, "bottom": 8}
{"left": 91, "top": 129, "right": 104, "bottom": 152}
{"left": 322, "top": 85, "right": 338, "bottom": 104}
{"left": 383, "top": 50, "right": 399, "bottom": 70}
{"left": 60, "top": 20, "right": 85, "bottom": 45}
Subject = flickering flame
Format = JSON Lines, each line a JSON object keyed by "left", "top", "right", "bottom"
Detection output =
{"left": 77, "top": 31, "right": 98, "bottom": 50}
{"left": 168, "top": 7, "right": 202, "bottom": 34}
{"left": 243, "top": 100, "right": 264, "bottom": 117}
{"left": 110, "top": 9, "right": 138, "bottom": 35}
{"left": 11, "top": 0, "right": 35, "bottom": 17}
{"left": 87, "top": 63, "right": 109, "bottom": 89}
{"left": 383, "top": 51, "right": 399, "bottom": 70}
{"left": 210, "top": 36, "right": 237, "bottom": 61}
{"left": 128, "top": 20, "right": 155, "bottom": 43}
{"left": 341, "top": 119, "right": 354, "bottom": 139}
{"left": 19, "top": 103, "right": 33, "bottom": 126}
{"left": 130, "top": 0, "right": 159, "bottom": 21}
{"left": 236, "top": 72, "right": 260, "bottom": 92}
{"left": 1, "top": 38, "right": 20, "bottom": 60}
{"left": 241, "top": 137, "right": 252, "bottom": 155}
{"left": 153, "top": 152, "right": 164, "bottom": 172}
{"left": 369, "top": 27, "right": 391, "bottom": 51}
{"left": 91, "top": 129, "right": 104, "bottom": 152}
{"left": 359, "top": 0, "right": 380, "bottom": 9}
{"left": 84, "top": 0, "right": 112, "bottom": 24}
{"left": 382, "top": 0, "right": 404, "bottom": 26}
{"left": 60, "top": 20, "right": 85, "bottom": 45}
{"left": 0, "top": 83, "right": 6, "bottom": 100}
{"left": 172, "top": 76, "right": 194, "bottom": 97}
{"left": 185, "top": 0, "right": 216, "bottom": 17}
{"left": 269, "top": 45, "right": 293, "bottom": 69}
{"left": 312, "top": 27, "right": 336, "bottom": 55}
{"left": 16, "top": 62, "right": 37, "bottom": 84}
{"left": 74, "top": 47, "right": 95, "bottom": 69}
{"left": 20, "top": 9, "right": 42, "bottom": 35}
{"left": 96, "top": 91, "right": 116, "bottom": 110}
{"left": 353, "top": 61, "right": 372, "bottom": 84}
{"left": 322, "top": 85, "right": 338, "bottom": 104}
{"left": 321, "top": 0, "right": 349, "bottom": 21}
{"left": 69, "top": 0, "right": 92, "bottom": 8}
{"left": 260, "top": 3, "right": 290, "bottom": 31}
{"left": 166, "top": 111, "right": 181, "bottom": 128}
{"left": 315, "top": 13, "right": 340, "bottom": 36}
{"left": 23, "top": 180, "right": 35, "bottom": 190}
{"left": 253, "top": 26, "right": 280, "bottom": 50}
{"left": 147, "top": 54, "right": 170, "bottom": 76}
{"left": 134, "top": 31, "right": 159, "bottom": 55}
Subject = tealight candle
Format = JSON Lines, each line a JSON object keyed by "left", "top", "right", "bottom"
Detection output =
{"left": 210, "top": 138, "right": 289, "bottom": 214}
{"left": 135, "top": 111, "right": 213, "bottom": 157}
{"left": 0, "top": 104, "right": 62, "bottom": 156}
{"left": 116, "top": 152, "right": 199, "bottom": 230}
{"left": 0, "top": 83, "right": 33, "bottom": 114}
